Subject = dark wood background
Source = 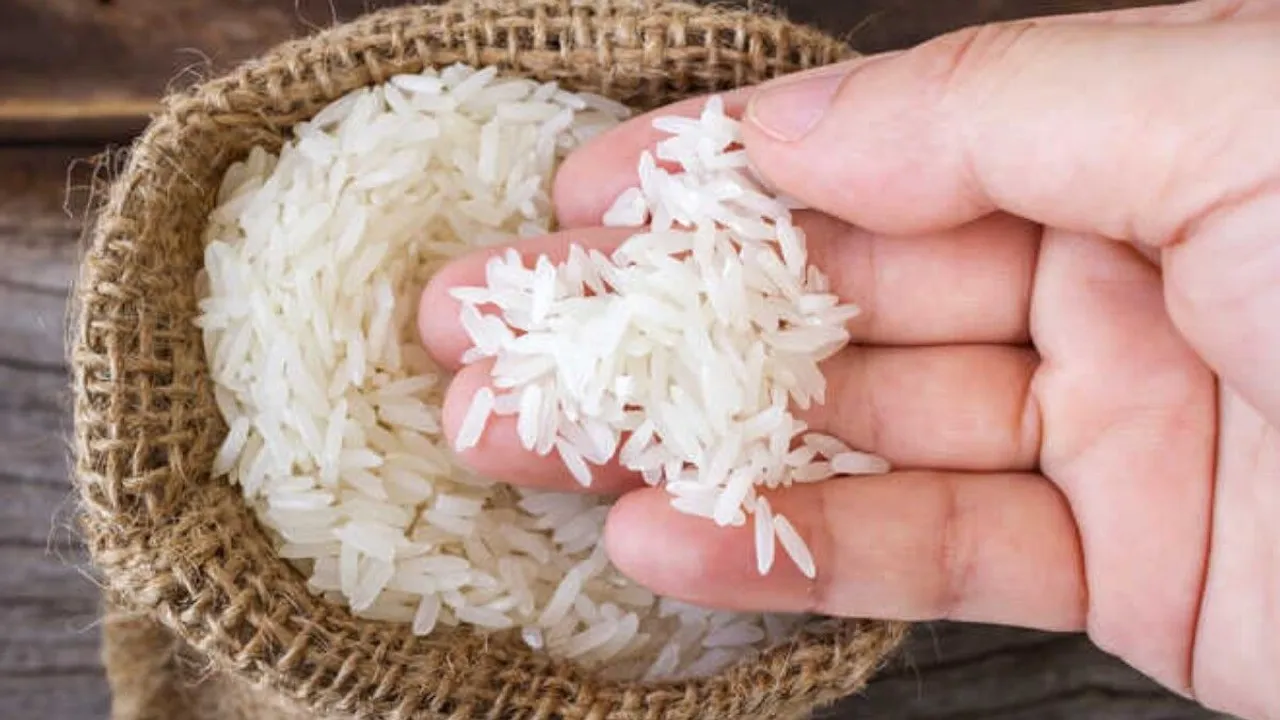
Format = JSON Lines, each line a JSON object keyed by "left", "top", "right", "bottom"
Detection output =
{"left": 0, "top": 1, "right": 1233, "bottom": 718}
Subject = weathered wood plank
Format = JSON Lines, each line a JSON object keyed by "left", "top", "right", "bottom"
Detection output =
{"left": 0, "top": 473, "right": 78, "bottom": 547}
{"left": 3, "top": 541, "right": 96, "bottom": 607}
{"left": 0, "top": 148, "right": 85, "bottom": 515}
{"left": 834, "top": 624, "right": 1231, "bottom": 719}
{"left": 0, "top": 0, "right": 371, "bottom": 140}
{"left": 0, "top": 145, "right": 94, "bottom": 231}
{"left": 0, "top": 0, "right": 1172, "bottom": 141}
{"left": 0, "top": 674, "right": 111, "bottom": 719}
{"left": 0, "top": 142, "right": 110, "bottom": 717}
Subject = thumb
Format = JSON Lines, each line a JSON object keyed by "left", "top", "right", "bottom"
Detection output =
{"left": 742, "top": 16, "right": 1280, "bottom": 419}
{"left": 741, "top": 18, "right": 1280, "bottom": 240}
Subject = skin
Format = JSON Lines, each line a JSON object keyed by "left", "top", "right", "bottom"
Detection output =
{"left": 418, "top": 1, "right": 1280, "bottom": 717}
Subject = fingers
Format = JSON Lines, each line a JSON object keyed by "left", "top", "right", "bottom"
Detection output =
{"left": 605, "top": 471, "right": 1086, "bottom": 631}
{"left": 541, "top": 0, "right": 1280, "bottom": 421}
{"left": 739, "top": 16, "right": 1280, "bottom": 244}
{"left": 441, "top": 343, "right": 1039, "bottom": 493}
{"left": 738, "top": 12, "right": 1280, "bottom": 420}
{"left": 420, "top": 214, "right": 1038, "bottom": 370}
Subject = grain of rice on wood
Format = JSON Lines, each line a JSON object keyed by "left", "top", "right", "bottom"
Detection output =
{"left": 197, "top": 63, "right": 876, "bottom": 681}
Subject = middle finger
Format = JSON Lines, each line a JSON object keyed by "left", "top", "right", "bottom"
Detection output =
{"left": 443, "top": 343, "right": 1041, "bottom": 491}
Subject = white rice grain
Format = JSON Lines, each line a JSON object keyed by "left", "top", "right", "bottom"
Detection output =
{"left": 455, "top": 386, "right": 494, "bottom": 451}
{"left": 772, "top": 513, "right": 816, "bottom": 580}
{"left": 754, "top": 496, "right": 776, "bottom": 576}
{"left": 831, "top": 450, "right": 892, "bottom": 476}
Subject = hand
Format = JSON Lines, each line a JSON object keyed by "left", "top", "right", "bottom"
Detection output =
{"left": 419, "top": 1, "right": 1280, "bottom": 717}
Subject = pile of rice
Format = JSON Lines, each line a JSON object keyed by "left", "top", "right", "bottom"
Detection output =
{"left": 197, "top": 63, "right": 882, "bottom": 682}
{"left": 452, "top": 96, "right": 889, "bottom": 580}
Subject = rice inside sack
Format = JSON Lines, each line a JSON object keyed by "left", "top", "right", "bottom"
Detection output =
{"left": 197, "top": 64, "right": 808, "bottom": 682}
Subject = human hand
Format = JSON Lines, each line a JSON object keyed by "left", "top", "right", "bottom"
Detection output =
{"left": 419, "top": 1, "right": 1280, "bottom": 716}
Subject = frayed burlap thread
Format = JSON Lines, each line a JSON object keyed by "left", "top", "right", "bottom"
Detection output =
{"left": 102, "top": 606, "right": 312, "bottom": 720}
{"left": 72, "top": 1, "right": 907, "bottom": 718}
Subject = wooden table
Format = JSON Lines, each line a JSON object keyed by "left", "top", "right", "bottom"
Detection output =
{"left": 0, "top": 1, "right": 1233, "bottom": 718}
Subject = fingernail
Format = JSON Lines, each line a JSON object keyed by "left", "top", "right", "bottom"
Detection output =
{"left": 746, "top": 64, "right": 851, "bottom": 142}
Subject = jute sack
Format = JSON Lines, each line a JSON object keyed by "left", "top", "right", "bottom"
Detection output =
{"left": 71, "top": 1, "right": 908, "bottom": 717}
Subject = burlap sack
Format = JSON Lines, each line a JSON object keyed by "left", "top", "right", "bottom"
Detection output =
{"left": 71, "top": 1, "right": 908, "bottom": 717}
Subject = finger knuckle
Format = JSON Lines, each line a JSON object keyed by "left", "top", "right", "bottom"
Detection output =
{"left": 806, "top": 499, "right": 842, "bottom": 616}
{"left": 1192, "top": 0, "right": 1254, "bottom": 21}
{"left": 932, "top": 475, "right": 978, "bottom": 619}
{"left": 917, "top": 21, "right": 1041, "bottom": 101}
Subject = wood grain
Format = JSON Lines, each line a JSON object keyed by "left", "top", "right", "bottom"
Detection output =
{"left": 0, "top": 143, "right": 111, "bottom": 719}
{"left": 0, "top": 0, "right": 369, "bottom": 140}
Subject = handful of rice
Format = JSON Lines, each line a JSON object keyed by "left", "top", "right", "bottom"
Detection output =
{"left": 453, "top": 96, "right": 890, "bottom": 580}
{"left": 197, "top": 63, "right": 886, "bottom": 682}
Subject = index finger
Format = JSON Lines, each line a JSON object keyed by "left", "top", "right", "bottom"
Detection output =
{"left": 551, "top": 0, "right": 1270, "bottom": 228}
{"left": 418, "top": 213, "right": 1038, "bottom": 369}
{"left": 551, "top": 89, "right": 755, "bottom": 228}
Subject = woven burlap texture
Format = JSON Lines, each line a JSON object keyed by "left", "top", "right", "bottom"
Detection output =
{"left": 72, "top": 1, "right": 907, "bottom": 718}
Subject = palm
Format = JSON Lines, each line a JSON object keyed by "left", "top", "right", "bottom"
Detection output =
{"left": 1027, "top": 225, "right": 1216, "bottom": 693}
{"left": 1030, "top": 221, "right": 1280, "bottom": 713}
